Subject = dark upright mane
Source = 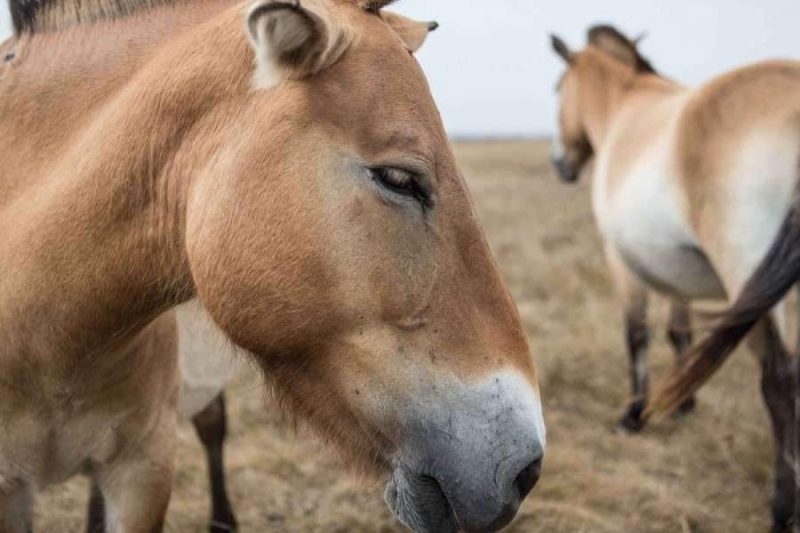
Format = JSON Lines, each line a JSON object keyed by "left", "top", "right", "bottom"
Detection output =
{"left": 9, "top": 0, "right": 173, "bottom": 34}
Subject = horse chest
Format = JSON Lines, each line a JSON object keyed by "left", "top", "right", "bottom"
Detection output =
{"left": 593, "top": 159, "right": 726, "bottom": 300}
{"left": 0, "top": 408, "right": 123, "bottom": 486}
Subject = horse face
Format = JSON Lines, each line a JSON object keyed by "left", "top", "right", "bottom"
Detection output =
{"left": 551, "top": 35, "right": 593, "bottom": 183}
{"left": 188, "top": 2, "right": 545, "bottom": 531}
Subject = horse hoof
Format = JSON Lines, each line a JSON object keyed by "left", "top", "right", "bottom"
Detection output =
{"left": 616, "top": 413, "right": 646, "bottom": 433}
{"left": 616, "top": 399, "right": 647, "bottom": 433}
{"left": 770, "top": 505, "right": 794, "bottom": 533}
{"left": 675, "top": 396, "right": 697, "bottom": 416}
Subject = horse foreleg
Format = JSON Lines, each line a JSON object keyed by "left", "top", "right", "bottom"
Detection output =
{"left": 193, "top": 392, "right": 237, "bottom": 533}
{"left": 606, "top": 246, "right": 650, "bottom": 432}
{"left": 0, "top": 483, "right": 33, "bottom": 533}
{"left": 86, "top": 477, "right": 105, "bottom": 533}
{"left": 93, "top": 414, "right": 176, "bottom": 533}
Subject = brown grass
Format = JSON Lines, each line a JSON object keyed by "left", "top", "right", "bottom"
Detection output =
{"left": 36, "top": 141, "right": 772, "bottom": 532}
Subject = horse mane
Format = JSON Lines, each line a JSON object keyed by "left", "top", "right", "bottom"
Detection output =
{"left": 9, "top": 0, "right": 398, "bottom": 35}
{"left": 587, "top": 24, "right": 657, "bottom": 75}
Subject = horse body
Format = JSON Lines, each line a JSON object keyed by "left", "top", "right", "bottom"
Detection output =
{"left": 593, "top": 91, "right": 727, "bottom": 300}
{"left": 1, "top": 0, "right": 546, "bottom": 530}
{"left": 597, "top": 60, "right": 800, "bottom": 300}
{"left": 552, "top": 28, "right": 799, "bottom": 529}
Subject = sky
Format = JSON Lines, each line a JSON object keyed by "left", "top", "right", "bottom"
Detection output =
{"left": 3, "top": 0, "right": 800, "bottom": 137}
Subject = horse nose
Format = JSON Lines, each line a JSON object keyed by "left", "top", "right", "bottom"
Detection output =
{"left": 552, "top": 157, "right": 579, "bottom": 183}
{"left": 513, "top": 456, "right": 543, "bottom": 501}
{"left": 476, "top": 454, "right": 544, "bottom": 532}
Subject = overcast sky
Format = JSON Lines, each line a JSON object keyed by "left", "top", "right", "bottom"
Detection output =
{"left": 2, "top": 0, "right": 799, "bottom": 137}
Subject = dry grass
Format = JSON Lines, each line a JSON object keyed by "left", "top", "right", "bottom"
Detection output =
{"left": 36, "top": 141, "right": 773, "bottom": 532}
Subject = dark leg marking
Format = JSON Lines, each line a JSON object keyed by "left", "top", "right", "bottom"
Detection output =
{"left": 667, "top": 302, "right": 697, "bottom": 415}
{"left": 750, "top": 320, "right": 797, "bottom": 532}
{"left": 193, "top": 392, "right": 238, "bottom": 533}
{"left": 619, "top": 316, "right": 649, "bottom": 432}
{"left": 86, "top": 478, "right": 106, "bottom": 533}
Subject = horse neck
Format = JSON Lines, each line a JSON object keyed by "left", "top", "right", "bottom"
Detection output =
{"left": 0, "top": 4, "right": 253, "bottom": 360}
{"left": 578, "top": 54, "right": 681, "bottom": 149}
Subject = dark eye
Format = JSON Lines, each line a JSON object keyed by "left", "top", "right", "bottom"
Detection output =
{"left": 368, "top": 167, "right": 431, "bottom": 208}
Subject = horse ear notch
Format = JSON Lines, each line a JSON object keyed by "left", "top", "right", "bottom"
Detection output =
{"left": 246, "top": 0, "right": 351, "bottom": 80}
{"left": 382, "top": 11, "right": 438, "bottom": 53}
{"left": 550, "top": 34, "right": 573, "bottom": 65}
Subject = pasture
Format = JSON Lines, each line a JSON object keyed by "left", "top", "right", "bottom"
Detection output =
{"left": 36, "top": 140, "right": 772, "bottom": 532}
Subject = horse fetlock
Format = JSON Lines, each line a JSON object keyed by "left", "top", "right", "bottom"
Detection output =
{"left": 618, "top": 398, "right": 648, "bottom": 432}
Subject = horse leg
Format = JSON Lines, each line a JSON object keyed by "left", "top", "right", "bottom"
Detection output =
{"left": 86, "top": 477, "right": 106, "bottom": 533}
{"left": 93, "top": 414, "right": 176, "bottom": 533}
{"left": 192, "top": 392, "right": 237, "bottom": 533}
{"left": 748, "top": 318, "right": 796, "bottom": 532}
{"left": 606, "top": 246, "right": 650, "bottom": 432}
{"left": 667, "top": 300, "right": 697, "bottom": 414}
{"left": 0, "top": 483, "right": 33, "bottom": 533}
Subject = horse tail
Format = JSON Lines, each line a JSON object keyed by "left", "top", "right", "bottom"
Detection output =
{"left": 646, "top": 193, "right": 800, "bottom": 417}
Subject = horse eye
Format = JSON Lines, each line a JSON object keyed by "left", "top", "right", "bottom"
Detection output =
{"left": 369, "top": 167, "right": 430, "bottom": 207}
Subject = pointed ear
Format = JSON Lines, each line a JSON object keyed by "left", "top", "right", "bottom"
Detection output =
{"left": 246, "top": 0, "right": 352, "bottom": 81}
{"left": 550, "top": 34, "right": 573, "bottom": 64}
{"left": 382, "top": 11, "right": 438, "bottom": 53}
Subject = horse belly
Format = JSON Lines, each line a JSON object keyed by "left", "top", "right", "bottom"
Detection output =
{"left": 619, "top": 238, "right": 726, "bottom": 299}
{"left": 597, "top": 162, "right": 726, "bottom": 300}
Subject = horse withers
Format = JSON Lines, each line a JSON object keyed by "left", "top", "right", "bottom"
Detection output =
{"left": 0, "top": 0, "right": 546, "bottom": 531}
{"left": 550, "top": 26, "right": 799, "bottom": 531}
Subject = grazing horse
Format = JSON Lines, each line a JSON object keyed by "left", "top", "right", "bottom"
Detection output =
{"left": 550, "top": 25, "right": 798, "bottom": 531}
{"left": 0, "top": 0, "right": 547, "bottom": 531}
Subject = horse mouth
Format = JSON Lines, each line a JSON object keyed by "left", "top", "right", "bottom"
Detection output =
{"left": 384, "top": 467, "right": 460, "bottom": 533}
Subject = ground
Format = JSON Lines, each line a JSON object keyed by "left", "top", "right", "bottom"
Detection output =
{"left": 37, "top": 141, "right": 774, "bottom": 532}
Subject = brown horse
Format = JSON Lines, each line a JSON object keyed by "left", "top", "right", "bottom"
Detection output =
{"left": 550, "top": 25, "right": 798, "bottom": 531}
{"left": 0, "top": 0, "right": 546, "bottom": 531}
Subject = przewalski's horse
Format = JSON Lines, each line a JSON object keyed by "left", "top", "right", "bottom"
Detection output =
{"left": 550, "top": 25, "right": 798, "bottom": 531}
{"left": 0, "top": 0, "right": 547, "bottom": 531}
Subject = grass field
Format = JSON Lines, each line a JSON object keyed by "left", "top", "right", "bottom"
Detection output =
{"left": 37, "top": 140, "right": 774, "bottom": 532}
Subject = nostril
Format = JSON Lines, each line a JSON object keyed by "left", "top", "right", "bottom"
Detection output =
{"left": 513, "top": 457, "right": 543, "bottom": 500}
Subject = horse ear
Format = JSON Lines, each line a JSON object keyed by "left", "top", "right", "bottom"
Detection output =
{"left": 246, "top": 0, "right": 352, "bottom": 81}
{"left": 382, "top": 11, "right": 438, "bottom": 53}
{"left": 587, "top": 25, "right": 655, "bottom": 74}
{"left": 550, "top": 34, "right": 573, "bottom": 64}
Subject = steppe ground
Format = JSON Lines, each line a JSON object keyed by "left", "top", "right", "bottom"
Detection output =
{"left": 37, "top": 141, "right": 776, "bottom": 532}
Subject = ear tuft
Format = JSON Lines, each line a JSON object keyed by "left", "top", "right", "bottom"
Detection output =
{"left": 550, "top": 34, "right": 573, "bottom": 65}
{"left": 382, "top": 11, "right": 437, "bottom": 53}
{"left": 246, "top": 0, "right": 352, "bottom": 81}
{"left": 587, "top": 25, "right": 656, "bottom": 74}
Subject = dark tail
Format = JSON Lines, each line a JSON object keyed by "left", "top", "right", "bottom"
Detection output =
{"left": 647, "top": 195, "right": 800, "bottom": 417}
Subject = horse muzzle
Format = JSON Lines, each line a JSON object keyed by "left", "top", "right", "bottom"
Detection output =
{"left": 552, "top": 157, "right": 581, "bottom": 184}
{"left": 384, "top": 371, "right": 546, "bottom": 532}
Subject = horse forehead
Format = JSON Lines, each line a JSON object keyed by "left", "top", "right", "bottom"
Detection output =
{"left": 305, "top": 47, "right": 441, "bottom": 152}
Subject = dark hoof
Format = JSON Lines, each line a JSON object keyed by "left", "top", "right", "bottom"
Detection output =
{"left": 770, "top": 503, "right": 794, "bottom": 533}
{"left": 617, "top": 401, "right": 647, "bottom": 433}
{"left": 675, "top": 396, "right": 697, "bottom": 416}
{"left": 769, "top": 521, "right": 793, "bottom": 533}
